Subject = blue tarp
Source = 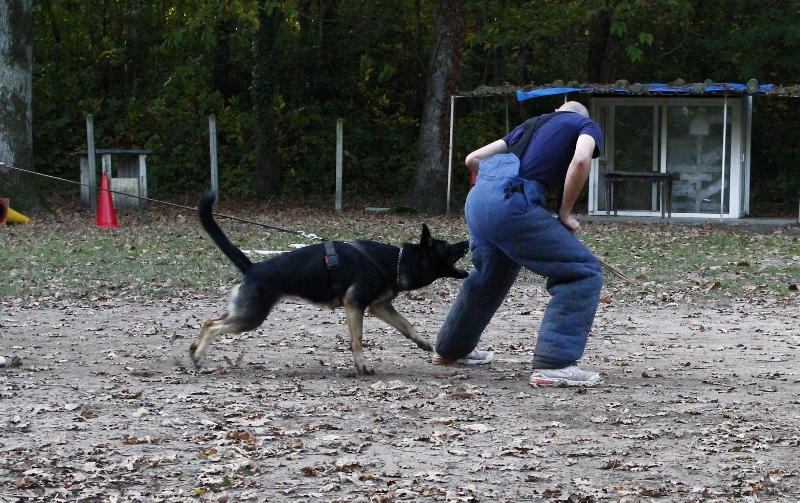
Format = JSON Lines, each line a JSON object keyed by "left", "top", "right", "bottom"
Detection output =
{"left": 515, "top": 87, "right": 582, "bottom": 99}
{"left": 516, "top": 83, "right": 775, "bottom": 102}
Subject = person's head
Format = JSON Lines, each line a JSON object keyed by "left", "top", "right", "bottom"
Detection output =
{"left": 557, "top": 101, "right": 590, "bottom": 118}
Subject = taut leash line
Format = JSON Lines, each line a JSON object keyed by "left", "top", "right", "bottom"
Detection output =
{"left": 597, "top": 258, "right": 632, "bottom": 283}
{"left": 0, "top": 162, "right": 322, "bottom": 241}
{"left": 2, "top": 162, "right": 632, "bottom": 282}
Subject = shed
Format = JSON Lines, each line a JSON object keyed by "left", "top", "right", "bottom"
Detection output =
{"left": 449, "top": 80, "right": 796, "bottom": 219}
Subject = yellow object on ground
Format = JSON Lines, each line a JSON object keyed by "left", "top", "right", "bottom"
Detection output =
{"left": 6, "top": 207, "right": 33, "bottom": 224}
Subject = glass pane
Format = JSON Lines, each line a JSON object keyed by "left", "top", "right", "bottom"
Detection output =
{"left": 612, "top": 106, "right": 656, "bottom": 211}
{"left": 667, "top": 105, "right": 732, "bottom": 214}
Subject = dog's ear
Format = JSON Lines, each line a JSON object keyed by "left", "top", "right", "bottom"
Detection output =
{"left": 420, "top": 223, "right": 434, "bottom": 248}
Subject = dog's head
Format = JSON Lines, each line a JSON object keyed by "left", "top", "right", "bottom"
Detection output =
{"left": 416, "top": 223, "right": 470, "bottom": 280}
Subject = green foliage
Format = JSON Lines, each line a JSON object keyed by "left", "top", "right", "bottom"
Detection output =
{"left": 750, "top": 99, "right": 800, "bottom": 217}
{"left": 29, "top": 0, "right": 800, "bottom": 213}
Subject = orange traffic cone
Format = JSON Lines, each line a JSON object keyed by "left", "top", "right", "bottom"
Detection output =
{"left": 96, "top": 173, "right": 119, "bottom": 228}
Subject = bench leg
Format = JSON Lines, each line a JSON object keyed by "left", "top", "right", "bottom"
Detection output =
{"left": 138, "top": 155, "right": 148, "bottom": 210}
{"left": 667, "top": 180, "right": 673, "bottom": 218}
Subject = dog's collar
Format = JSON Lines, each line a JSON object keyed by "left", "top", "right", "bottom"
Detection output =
{"left": 396, "top": 247, "right": 404, "bottom": 291}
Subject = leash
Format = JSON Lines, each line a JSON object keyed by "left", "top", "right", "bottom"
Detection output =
{"left": 2, "top": 162, "right": 630, "bottom": 283}
{"left": 0, "top": 162, "right": 323, "bottom": 242}
{"left": 0, "top": 162, "right": 396, "bottom": 285}
{"left": 597, "top": 257, "right": 632, "bottom": 283}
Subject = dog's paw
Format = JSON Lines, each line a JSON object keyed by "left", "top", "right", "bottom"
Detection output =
{"left": 355, "top": 363, "right": 375, "bottom": 375}
{"left": 189, "top": 343, "right": 203, "bottom": 369}
{"left": 417, "top": 340, "right": 434, "bottom": 352}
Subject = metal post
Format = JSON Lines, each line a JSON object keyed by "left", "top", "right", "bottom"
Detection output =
{"left": 86, "top": 115, "right": 97, "bottom": 212}
{"left": 209, "top": 115, "right": 218, "bottom": 211}
{"left": 101, "top": 154, "right": 112, "bottom": 177}
{"left": 335, "top": 119, "right": 343, "bottom": 211}
{"left": 505, "top": 96, "right": 510, "bottom": 134}
{"left": 720, "top": 96, "right": 728, "bottom": 219}
{"left": 446, "top": 96, "right": 456, "bottom": 215}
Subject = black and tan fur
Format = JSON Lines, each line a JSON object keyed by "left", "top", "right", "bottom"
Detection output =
{"left": 190, "top": 192, "right": 469, "bottom": 374}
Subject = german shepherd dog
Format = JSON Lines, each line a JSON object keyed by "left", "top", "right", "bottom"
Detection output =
{"left": 190, "top": 193, "right": 470, "bottom": 374}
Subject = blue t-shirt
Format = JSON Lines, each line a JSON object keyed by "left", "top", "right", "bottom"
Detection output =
{"left": 502, "top": 112, "right": 603, "bottom": 188}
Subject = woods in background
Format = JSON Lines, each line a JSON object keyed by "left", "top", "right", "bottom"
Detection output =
{"left": 27, "top": 0, "right": 800, "bottom": 215}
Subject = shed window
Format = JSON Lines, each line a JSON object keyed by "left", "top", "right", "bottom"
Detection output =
{"left": 666, "top": 105, "right": 733, "bottom": 214}
{"left": 592, "top": 97, "right": 743, "bottom": 218}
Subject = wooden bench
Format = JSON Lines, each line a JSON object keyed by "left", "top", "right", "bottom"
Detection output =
{"left": 74, "top": 149, "right": 151, "bottom": 211}
{"left": 605, "top": 171, "right": 679, "bottom": 219}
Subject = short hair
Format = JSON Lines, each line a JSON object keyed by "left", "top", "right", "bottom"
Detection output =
{"left": 558, "top": 101, "right": 590, "bottom": 118}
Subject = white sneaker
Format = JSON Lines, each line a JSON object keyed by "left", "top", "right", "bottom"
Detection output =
{"left": 432, "top": 350, "right": 494, "bottom": 366}
{"left": 530, "top": 366, "right": 601, "bottom": 387}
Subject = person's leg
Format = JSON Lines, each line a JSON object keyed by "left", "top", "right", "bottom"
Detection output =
{"left": 434, "top": 175, "right": 523, "bottom": 360}
{"left": 495, "top": 199, "right": 603, "bottom": 369}
{"left": 434, "top": 237, "right": 520, "bottom": 360}
{"left": 533, "top": 255, "right": 603, "bottom": 368}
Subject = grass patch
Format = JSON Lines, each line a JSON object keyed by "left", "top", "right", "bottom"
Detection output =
{"left": 2, "top": 202, "right": 798, "bottom": 307}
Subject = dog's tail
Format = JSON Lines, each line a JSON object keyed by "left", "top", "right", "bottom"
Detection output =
{"left": 198, "top": 192, "right": 253, "bottom": 274}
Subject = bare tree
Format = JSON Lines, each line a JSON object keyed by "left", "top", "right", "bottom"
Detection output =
{"left": 405, "top": 0, "right": 466, "bottom": 214}
{"left": 0, "top": 0, "right": 35, "bottom": 211}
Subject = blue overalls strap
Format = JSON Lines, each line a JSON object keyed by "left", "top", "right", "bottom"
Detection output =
{"left": 507, "top": 111, "right": 567, "bottom": 158}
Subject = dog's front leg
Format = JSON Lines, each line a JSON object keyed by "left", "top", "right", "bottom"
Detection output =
{"left": 343, "top": 303, "right": 373, "bottom": 374}
{"left": 368, "top": 300, "right": 433, "bottom": 352}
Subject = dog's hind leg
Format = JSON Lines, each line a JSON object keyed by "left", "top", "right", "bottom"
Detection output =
{"left": 343, "top": 302, "right": 373, "bottom": 375}
{"left": 190, "top": 312, "right": 269, "bottom": 368}
{"left": 190, "top": 284, "right": 274, "bottom": 368}
{"left": 190, "top": 315, "right": 232, "bottom": 368}
{"left": 368, "top": 300, "right": 433, "bottom": 352}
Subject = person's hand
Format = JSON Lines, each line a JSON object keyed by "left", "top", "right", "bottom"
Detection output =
{"left": 558, "top": 213, "right": 580, "bottom": 234}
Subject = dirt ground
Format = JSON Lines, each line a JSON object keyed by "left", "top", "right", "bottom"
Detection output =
{"left": 1, "top": 278, "right": 799, "bottom": 502}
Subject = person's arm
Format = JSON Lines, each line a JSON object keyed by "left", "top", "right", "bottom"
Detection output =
{"left": 465, "top": 139, "right": 508, "bottom": 173}
{"left": 558, "top": 134, "right": 596, "bottom": 233}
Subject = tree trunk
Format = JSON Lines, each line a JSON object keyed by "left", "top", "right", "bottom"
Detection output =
{"left": 587, "top": 2, "right": 623, "bottom": 84}
{"left": 406, "top": 0, "right": 467, "bottom": 214}
{"left": 251, "top": 2, "right": 283, "bottom": 199}
{"left": 213, "top": 17, "right": 234, "bottom": 101}
{"left": 0, "top": 0, "right": 37, "bottom": 213}
{"left": 414, "top": 0, "right": 424, "bottom": 117}
{"left": 587, "top": 6, "right": 611, "bottom": 83}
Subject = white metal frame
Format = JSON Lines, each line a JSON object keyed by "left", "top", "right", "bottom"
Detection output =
{"left": 589, "top": 96, "right": 748, "bottom": 218}
{"left": 742, "top": 96, "right": 753, "bottom": 215}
